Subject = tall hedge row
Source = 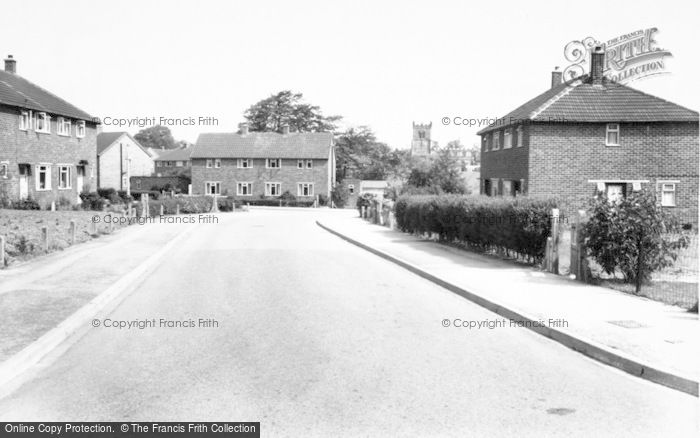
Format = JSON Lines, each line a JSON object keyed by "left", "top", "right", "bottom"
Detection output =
{"left": 394, "top": 195, "right": 558, "bottom": 262}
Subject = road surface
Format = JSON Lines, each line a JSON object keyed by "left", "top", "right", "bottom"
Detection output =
{"left": 0, "top": 209, "right": 697, "bottom": 437}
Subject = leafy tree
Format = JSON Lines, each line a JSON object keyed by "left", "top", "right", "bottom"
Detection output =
{"left": 134, "top": 125, "right": 177, "bottom": 150}
{"left": 582, "top": 189, "right": 689, "bottom": 293}
{"left": 243, "top": 90, "right": 341, "bottom": 133}
{"left": 404, "top": 148, "right": 468, "bottom": 195}
{"left": 335, "top": 126, "right": 394, "bottom": 182}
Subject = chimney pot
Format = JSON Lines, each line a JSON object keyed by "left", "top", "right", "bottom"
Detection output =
{"left": 4, "top": 55, "right": 16, "bottom": 74}
{"left": 551, "top": 66, "right": 562, "bottom": 88}
{"left": 281, "top": 125, "right": 290, "bottom": 135}
{"left": 238, "top": 122, "right": 249, "bottom": 135}
{"left": 590, "top": 46, "right": 605, "bottom": 85}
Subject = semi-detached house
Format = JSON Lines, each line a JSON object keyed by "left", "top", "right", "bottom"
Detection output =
{"left": 0, "top": 55, "right": 98, "bottom": 207}
{"left": 478, "top": 47, "right": 699, "bottom": 225}
{"left": 191, "top": 124, "right": 335, "bottom": 200}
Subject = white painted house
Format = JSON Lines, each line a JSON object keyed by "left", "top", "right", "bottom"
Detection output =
{"left": 96, "top": 132, "right": 154, "bottom": 190}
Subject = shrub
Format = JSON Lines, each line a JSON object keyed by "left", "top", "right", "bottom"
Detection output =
{"left": 581, "top": 189, "right": 690, "bottom": 293}
{"left": 394, "top": 194, "right": 557, "bottom": 262}
{"left": 318, "top": 194, "right": 328, "bottom": 206}
{"left": 331, "top": 187, "right": 348, "bottom": 208}
{"left": 80, "top": 192, "right": 106, "bottom": 211}
{"left": 11, "top": 198, "right": 41, "bottom": 210}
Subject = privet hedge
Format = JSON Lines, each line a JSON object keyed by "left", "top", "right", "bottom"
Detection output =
{"left": 394, "top": 195, "right": 558, "bottom": 262}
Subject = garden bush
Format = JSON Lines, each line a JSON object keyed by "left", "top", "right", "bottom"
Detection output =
{"left": 581, "top": 189, "right": 690, "bottom": 293}
{"left": 394, "top": 194, "right": 557, "bottom": 262}
{"left": 11, "top": 198, "right": 41, "bottom": 210}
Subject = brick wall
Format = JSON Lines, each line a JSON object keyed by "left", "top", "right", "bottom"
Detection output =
{"left": 191, "top": 158, "right": 331, "bottom": 199}
{"left": 528, "top": 121, "right": 699, "bottom": 223}
{"left": 0, "top": 104, "right": 98, "bottom": 207}
{"left": 479, "top": 123, "right": 530, "bottom": 194}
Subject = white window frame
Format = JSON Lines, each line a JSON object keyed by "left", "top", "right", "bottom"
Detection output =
{"left": 0, "top": 161, "right": 8, "bottom": 179}
{"left": 482, "top": 136, "right": 488, "bottom": 152}
{"left": 214, "top": 159, "right": 221, "bottom": 168}
{"left": 205, "top": 181, "right": 221, "bottom": 195}
{"left": 237, "top": 182, "right": 253, "bottom": 196}
{"left": 297, "top": 159, "right": 304, "bottom": 169}
{"left": 348, "top": 184, "right": 355, "bottom": 195}
{"left": 605, "top": 123, "right": 620, "bottom": 146}
{"left": 493, "top": 131, "right": 500, "bottom": 150}
{"left": 306, "top": 159, "right": 313, "bottom": 169}
{"left": 266, "top": 158, "right": 281, "bottom": 169}
{"left": 35, "top": 112, "right": 50, "bottom": 134}
{"left": 19, "top": 110, "right": 32, "bottom": 131}
{"left": 503, "top": 129, "right": 512, "bottom": 149}
{"left": 237, "top": 158, "right": 251, "bottom": 168}
{"left": 36, "top": 164, "right": 52, "bottom": 191}
{"left": 516, "top": 126, "right": 523, "bottom": 147}
{"left": 57, "top": 117, "right": 71, "bottom": 136}
{"left": 206, "top": 159, "right": 213, "bottom": 168}
{"left": 57, "top": 165, "right": 72, "bottom": 189}
{"left": 659, "top": 181, "right": 677, "bottom": 207}
{"left": 265, "top": 182, "right": 281, "bottom": 196}
{"left": 76, "top": 120, "right": 86, "bottom": 138}
{"left": 297, "top": 182, "right": 314, "bottom": 197}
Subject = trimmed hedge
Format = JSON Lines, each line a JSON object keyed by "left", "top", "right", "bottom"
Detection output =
{"left": 394, "top": 195, "right": 557, "bottom": 262}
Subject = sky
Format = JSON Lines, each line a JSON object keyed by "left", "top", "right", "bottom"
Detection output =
{"left": 1, "top": 0, "right": 698, "bottom": 149}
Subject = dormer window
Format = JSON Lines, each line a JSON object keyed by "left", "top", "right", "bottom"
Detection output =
{"left": 76, "top": 120, "right": 86, "bottom": 138}
{"left": 605, "top": 123, "right": 620, "bottom": 146}
{"left": 19, "top": 110, "right": 31, "bottom": 130}
{"left": 58, "top": 117, "right": 71, "bottom": 136}
{"left": 35, "top": 112, "right": 50, "bottom": 133}
{"left": 266, "top": 158, "right": 281, "bottom": 169}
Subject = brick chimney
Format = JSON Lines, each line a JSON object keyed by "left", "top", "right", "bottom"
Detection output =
{"left": 590, "top": 46, "right": 605, "bottom": 85}
{"left": 4, "top": 55, "right": 16, "bottom": 74}
{"left": 238, "top": 122, "right": 249, "bottom": 135}
{"left": 551, "top": 66, "right": 562, "bottom": 88}
{"left": 281, "top": 124, "right": 290, "bottom": 135}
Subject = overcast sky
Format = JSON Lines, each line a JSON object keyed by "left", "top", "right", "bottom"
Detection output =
{"left": 2, "top": 0, "right": 698, "bottom": 149}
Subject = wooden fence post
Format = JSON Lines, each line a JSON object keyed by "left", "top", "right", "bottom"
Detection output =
{"left": 41, "top": 226, "right": 49, "bottom": 252}
{"left": 69, "top": 220, "right": 76, "bottom": 244}
{"left": 160, "top": 205, "right": 164, "bottom": 216}
{"left": 0, "top": 235, "right": 5, "bottom": 266}
{"left": 176, "top": 204, "right": 180, "bottom": 215}
{"left": 550, "top": 208, "right": 560, "bottom": 274}
{"left": 211, "top": 195, "right": 220, "bottom": 213}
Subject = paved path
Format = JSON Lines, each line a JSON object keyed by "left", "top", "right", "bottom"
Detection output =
{"left": 0, "top": 209, "right": 696, "bottom": 437}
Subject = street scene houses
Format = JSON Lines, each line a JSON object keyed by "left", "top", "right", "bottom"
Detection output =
{"left": 190, "top": 124, "right": 335, "bottom": 200}
{"left": 0, "top": 55, "right": 98, "bottom": 207}
{"left": 96, "top": 132, "right": 154, "bottom": 190}
{"left": 153, "top": 146, "right": 192, "bottom": 174}
{"left": 478, "top": 48, "right": 700, "bottom": 225}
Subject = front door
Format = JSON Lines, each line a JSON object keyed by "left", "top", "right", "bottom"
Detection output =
{"left": 76, "top": 165, "right": 86, "bottom": 203}
{"left": 18, "top": 164, "right": 29, "bottom": 200}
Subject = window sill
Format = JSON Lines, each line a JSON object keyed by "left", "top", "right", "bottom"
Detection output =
{"left": 58, "top": 133, "right": 71, "bottom": 137}
{"left": 35, "top": 130, "right": 51, "bottom": 135}
{"left": 58, "top": 187, "right": 73, "bottom": 190}
{"left": 605, "top": 143, "right": 621, "bottom": 147}
{"left": 35, "top": 188, "right": 52, "bottom": 191}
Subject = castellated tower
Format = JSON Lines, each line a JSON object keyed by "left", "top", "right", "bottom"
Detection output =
{"left": 411, "top": 122, "right": 432, "bottom": 156}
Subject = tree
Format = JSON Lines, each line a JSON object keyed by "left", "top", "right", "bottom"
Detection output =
{"left": 582, "top": 189, "right": 689, "bottom": 294}
{"left": 403, "top": 147, "right": 468, "bottom": 195}
{"left": 335, "top": 126, "right": 394, "bottom": 182}
{"left": 243, "top": 90, "right": 341, "bottom": 133}
{"left": 134, "top": 125, "right": 177, "bottom": 150}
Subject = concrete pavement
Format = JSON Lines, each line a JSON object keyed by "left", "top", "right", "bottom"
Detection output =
{"left": 0, "top": 209, "right": 697, "bottom": 437}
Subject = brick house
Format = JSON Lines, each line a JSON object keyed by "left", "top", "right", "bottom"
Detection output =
{"left": 478, "top": 48, "right": 699, "bottom": 225}
{"left": 190, "top": 124, "right": 335, "bottom": 200}
{"left": 154, "top": 147, "right": 192, "bottom": 175}
{"left": 0, "top": 55, "right": 98, "bottom": 207}
{"left": 97, "top": 132, "right": 154, "bottom": 190}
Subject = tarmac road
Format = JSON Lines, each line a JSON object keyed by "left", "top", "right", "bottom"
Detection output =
{"left": 0, "top": 209, "right": 696, "bottom": 437}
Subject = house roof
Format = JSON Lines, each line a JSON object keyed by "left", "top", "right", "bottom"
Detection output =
{"left": 192, "top": 132, "right": 334, "bottom": 159}
{"left": 477, "top": 75, "right": 699, "bottom": 135}
{"left": 0, "top": 69, "right": 95, "bottom": 121}
{"left": 97, "top": 131, "right": 152, "bottom": 157}
{"left": 155, "top": 147, "right": 192, "bottom": 161}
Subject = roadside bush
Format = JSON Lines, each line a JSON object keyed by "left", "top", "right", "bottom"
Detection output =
{"left": 331, "top": 187, "right": 347, "bottom": 208}
{"left": 394, "top": 194, "right": 557, "bottom": 262}
{"left": 130, "top": 190, "right": 161, "bottom": 201}
{"left": 79, "top": 192, "right": 106, "bottom": 211}
{"left": 581, "top": 189, "right": 690, "bottom": 294}
{"left": 11, "top": 198, "right": 41, "bottom": 210}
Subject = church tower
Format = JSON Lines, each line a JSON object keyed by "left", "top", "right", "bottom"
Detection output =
{"left": 411, "top": 122, "right": 432, "bottom": 156}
